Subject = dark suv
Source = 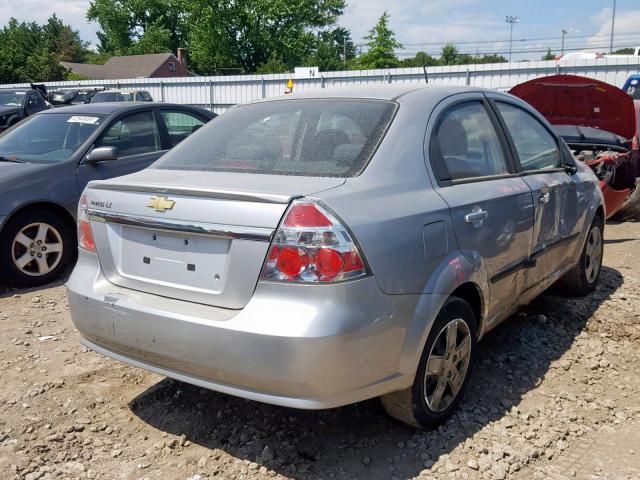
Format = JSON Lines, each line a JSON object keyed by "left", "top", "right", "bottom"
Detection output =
{"left": 0, "top": 87, "right": 49, "bottom": 132}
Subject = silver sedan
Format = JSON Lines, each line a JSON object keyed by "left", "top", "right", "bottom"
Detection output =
{"left": 67, "top": 85, "right": 604, "bottom": 428}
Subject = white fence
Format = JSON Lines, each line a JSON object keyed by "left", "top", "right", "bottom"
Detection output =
{"left": 2, "top": 58, "right": 640, "bottom": 113}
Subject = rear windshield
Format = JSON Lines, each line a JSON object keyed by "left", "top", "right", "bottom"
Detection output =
{"left": 152, "top": 99, "right": 396, "bottom": 177}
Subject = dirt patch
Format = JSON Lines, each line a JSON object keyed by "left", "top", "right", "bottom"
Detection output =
{"left": 1, "top": 222, "right": 639, "bottom": 480}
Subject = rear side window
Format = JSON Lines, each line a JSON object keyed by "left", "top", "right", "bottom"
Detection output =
{"left": 432, "top": 101, "right": 509, "bottom": 181}
{"left": 152, "top": 99, "right": 396, "bottom": 177}
{"left": 161, "top": 110, "right": 206, "bottom": 147}
{"left": 496, "top": 102, "right": 561, "bottom": 171}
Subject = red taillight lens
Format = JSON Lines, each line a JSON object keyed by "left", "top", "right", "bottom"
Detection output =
{"left": 277, "top": 246, "right": 310, "bottom": 277}
{"left": 77, "top": 193, "right": 96, "bottom": 252}
{"left": 315, "top": 248, "right": 343, "bottom": 278}
{"left": 283, "top": 203, "right": 332, "bottom": 227}
{"left": 260, "top": 200, "right": 367, "bottom": 283}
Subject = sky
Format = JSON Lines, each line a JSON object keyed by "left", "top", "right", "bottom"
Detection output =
{"left": 1, "top": 0, "right": 639, "bottom": 61}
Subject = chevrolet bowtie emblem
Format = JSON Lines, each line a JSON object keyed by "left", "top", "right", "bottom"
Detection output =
{"left": 148, "top": 196, "right": 176, "bottom": 212}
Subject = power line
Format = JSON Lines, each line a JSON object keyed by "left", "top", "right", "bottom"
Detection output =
{"left": 399, "top": 30, "right": 640, "bottom": 48}
{"left": 393, "top": 43, "right": 640, "bottom": 58}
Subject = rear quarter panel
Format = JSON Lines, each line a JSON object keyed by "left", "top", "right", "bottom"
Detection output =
{"left": 314, "top": 90, "right": 491, "bottom": 376}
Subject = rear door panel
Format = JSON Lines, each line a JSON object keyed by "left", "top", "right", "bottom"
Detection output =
{"left": 427, "top": 94, "right": 535, "bottom": 317}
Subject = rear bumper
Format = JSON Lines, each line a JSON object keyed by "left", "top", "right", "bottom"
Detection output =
{"left": 67, "top": 250, "right": 424, "bottom": 409}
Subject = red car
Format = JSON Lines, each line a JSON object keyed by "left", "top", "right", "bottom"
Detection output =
{"left": 510, "top": 75, "right": 639, "bottom": 219}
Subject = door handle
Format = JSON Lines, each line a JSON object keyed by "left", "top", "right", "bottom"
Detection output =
{"left": 465, "top": 210, "right": 488, "bottom": 223}
{"left": 539, "top": 192, "right": 550, "bottom": 204}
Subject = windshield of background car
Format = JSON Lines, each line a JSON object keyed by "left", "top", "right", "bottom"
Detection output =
{"left": 91, "top": 92, "right": 132, "bottom": 102}
{"left": 0, "top": 113, "right": 104, "bottom": 163}
{"left": 152, "top": 99, "right": 397, "bottom": 177}
{"left": 0, "top": 91, "right": 26, "bottom": 107}
{"left": 626, "top": 82, "right": 640, "bottom": 100}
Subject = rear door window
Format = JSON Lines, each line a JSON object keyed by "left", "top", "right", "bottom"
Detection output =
{"left": 95, "top": 111, "right": 161, "bottom": 157}
{"left": 496, "top": 102, "right": 561, "bottom": 171}
{"left": 153, "top": 99, "right": 396, "bottom": 177}
{"left": 160, "top": 110, "right": 207, "bottom": 147}
{"left": 431, "top": 101, "right": 510, "bottom": 181}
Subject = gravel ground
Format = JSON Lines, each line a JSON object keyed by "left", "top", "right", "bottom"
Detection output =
{"left": 0, "top": 221, "right": 639, "bottom": 480}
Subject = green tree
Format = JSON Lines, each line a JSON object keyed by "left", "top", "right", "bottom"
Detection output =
{"left": 440, "top": 44, "right": 459, "bottom": 65}
{"left": 400, "top": 51, "right": 438, "bottom": 68}
{"left": 474, "top": 53, "right": 507, "bottom": 64}
{"left": 307, "top": 27, "right": 356, "bottom": 71}
{"left": 43, "top": 14, "right": 88, "bottom": 62}
{"left": 87, "top": 0, "right": 185, "bottom": 55}
{"left": 613, "top": 47, "right": 634, "bottom": 54}
{"left": 0, "top": 16, "right": 81, "bottom": 83}
{"left": 256, "top": 53, "right": 289, "bottom": 74}
{"left": 186, "top": 0, "right": 346, "bottom": 74}
{"left": 542, "top": 48, "right": 556, "bottom": 60}
{"left": 356, "top": 12, "right": 402, "bottom": 69}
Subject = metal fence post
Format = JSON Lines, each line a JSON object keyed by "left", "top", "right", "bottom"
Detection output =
{"left": 160, "top": 81, "right": 165, "bottom": 102}
{"left": 209, "top": 80, "right": 214, "bottom": 111}
{"left": 261, "top": 77, "right": 266, "bottom": 98}
{"left": 466, "top": 69, "right": 471, "bottom": 85}
{"left": 321, "top": 74, "right": 325, "bottom": 89}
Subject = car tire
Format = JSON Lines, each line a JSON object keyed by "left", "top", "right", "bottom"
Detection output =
{"left": 556, "top": 215, "right": 604, "bottom": 297}
{"left": 380, "top": 296, "right": 478, "bottom": 429}
{"left": 612, "top": 180, "right": 640, "bottom": 221}
{"left": 0, "top": 209, "right": 75, "bottom": 287}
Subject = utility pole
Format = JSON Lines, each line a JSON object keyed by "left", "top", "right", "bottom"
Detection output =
{"left": 610, "top": 0, "right": 617, "bottom": 53}
{"left": 343, "top": 39, "right": 347, "bottom": 69}
{"left": 505, "top": 16, "right": 520, "bottom": 63}
{"left": 561, "top": 29, "right": 568, "bottom": 55}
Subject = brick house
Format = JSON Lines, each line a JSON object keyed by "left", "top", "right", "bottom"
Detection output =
{"left": 61, "top": 49, "right": 193, "bottom": 79}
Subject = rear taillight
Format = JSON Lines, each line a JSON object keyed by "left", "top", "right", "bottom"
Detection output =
{"left": 78, "top": 193, "right": 96, "bottom": 252}
{"left": 260, "top": 200, "right": 368, "bottom": 283}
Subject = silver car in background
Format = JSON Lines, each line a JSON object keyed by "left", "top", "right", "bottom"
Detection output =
{"left": 67, "top": 86, "right": 604, "bottom": 428}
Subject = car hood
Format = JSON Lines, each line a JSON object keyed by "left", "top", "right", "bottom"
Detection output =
{"left": 0, "top": 105, "right": 19, "bottom": 116}
{"left": 509, "top": 75, "right": 636, "bottom": 140}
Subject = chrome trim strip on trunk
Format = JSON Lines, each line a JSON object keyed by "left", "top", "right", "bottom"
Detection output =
{"left": 87, "top": 182, "right": 295, "bottom": 204}
{"left": 88, "top": 209, "right": 274, "bottom": 242}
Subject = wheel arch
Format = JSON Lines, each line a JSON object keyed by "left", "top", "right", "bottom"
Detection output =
{"left": 396, "top": 251, "right": 488, "bottom": 382}
{"left": 1, "top": 201, "right": 76, "bottom": 241}
{"left": 595, "top": 204, "right": 605, "bottom": 224}
{"left": 450, "top": 282, "right": 484, "bottom": 336}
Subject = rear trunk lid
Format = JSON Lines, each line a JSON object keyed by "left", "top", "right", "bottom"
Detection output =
{"left": 509, "top": 74, "right": 637, "bottom": 140}
{"left": 86, "top": 170, "right": 345, "bottom": 309}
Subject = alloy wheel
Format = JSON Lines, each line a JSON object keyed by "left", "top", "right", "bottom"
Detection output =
{"left": 423, "top": 318, "right": 472, "bottom": 413}
{"left": 585, "top": 225, "right": 603, "bottom": 283}
{"left": 11, "top": 222, "right": 64, "bottom": 277}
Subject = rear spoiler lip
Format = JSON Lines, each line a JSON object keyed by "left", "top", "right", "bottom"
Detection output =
{"left": 87, "top": 181, "right": 300, "bottom": 205}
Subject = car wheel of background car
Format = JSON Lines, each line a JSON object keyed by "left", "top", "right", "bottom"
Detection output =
{"left": 612, "top": 180, "right": 640, "bottom": 221}
{"left": 0, "top": 210, "right": 75, "bottom": 287}
{"left": 556, "top": 216, "right": 604, "bottom": 297}
{"left": 380, "top": 297, "right": 478, "bottom": 429}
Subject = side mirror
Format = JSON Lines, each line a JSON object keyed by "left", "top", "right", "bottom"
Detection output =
{"left": 85, "top": 146, "right": 119, "bottom": 163}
